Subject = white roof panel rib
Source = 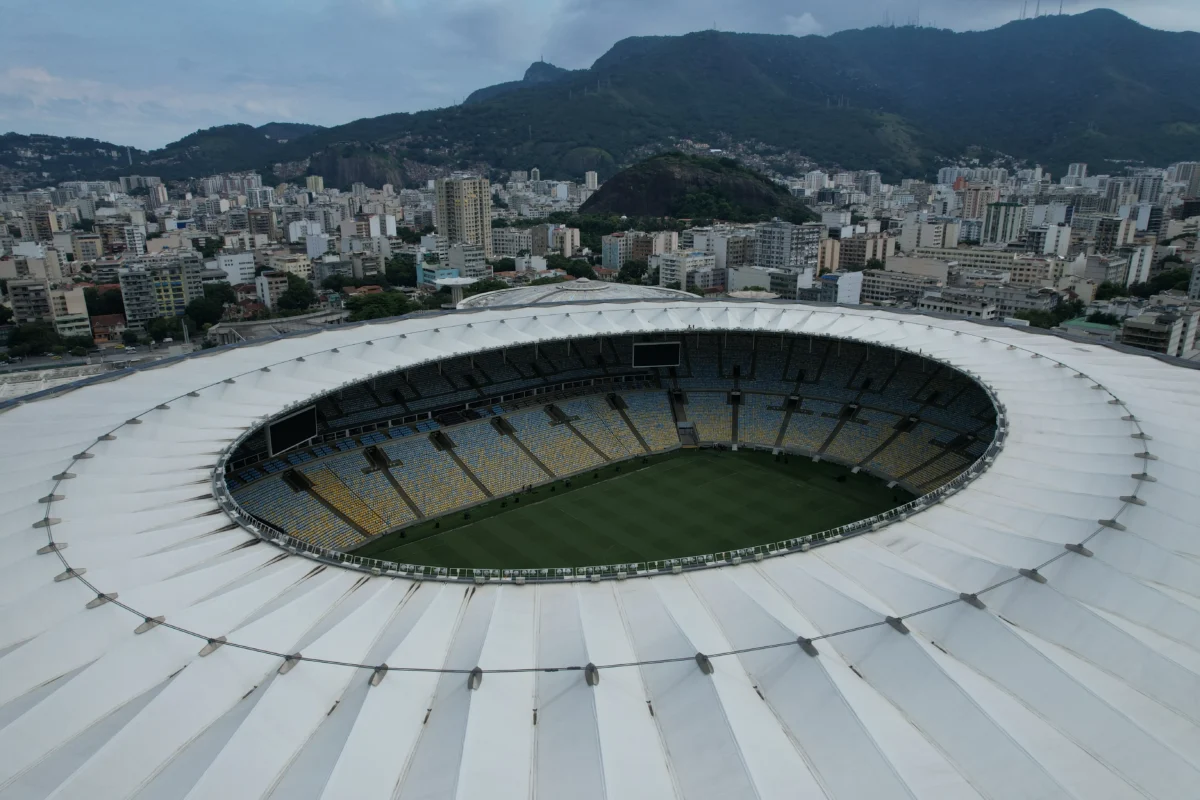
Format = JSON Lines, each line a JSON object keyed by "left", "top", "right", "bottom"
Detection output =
{"left": 0, "top": 301, "right": 1197, "bottom": 799}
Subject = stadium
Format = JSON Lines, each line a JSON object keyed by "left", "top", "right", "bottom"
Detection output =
{"left": 2, "top": 293, "right": 1199, "bottom": 799}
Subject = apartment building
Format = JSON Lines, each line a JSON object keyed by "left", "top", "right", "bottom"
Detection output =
{"left": 754, "top": 219, "right": 822, "bottom": 270}
{"left": 860, "top": 270, "right": 943, "bottom": 304}
{"left": 119, "top": 253, "right": 205, "bottom": 328}
{"left": 435, "top": 174, "right": 493, "bottom": 259}
{"left": 838, "top": 232, "right": 895, "bottom": 270}
{"left": 656, "top": 250, "right": 718, "bottom": 292}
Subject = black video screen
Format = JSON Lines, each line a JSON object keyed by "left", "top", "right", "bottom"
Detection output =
{"left": 633, "top": 342, "right": 681, "bottom": 368}
{"left": 268, "top": 406, "right": 317, "bottom": 455}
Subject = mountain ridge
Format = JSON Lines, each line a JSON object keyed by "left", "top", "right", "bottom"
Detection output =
{"left": 3, "top": 10, "right": 1197, "bottom": 189}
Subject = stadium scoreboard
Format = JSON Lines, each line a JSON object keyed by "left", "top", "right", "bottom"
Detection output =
{"left": 267, "top": 406, "right": 317, "bottom": 455}
{"left": 632, "top": 341, "right": 681, "bottom": 368}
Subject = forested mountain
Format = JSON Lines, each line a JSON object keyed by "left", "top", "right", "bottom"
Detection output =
{"left": 4, "top": 10, "right": 1197, "bottom": 189}
{"left": 580, "top": 153, "right": 817, "bottom": 222}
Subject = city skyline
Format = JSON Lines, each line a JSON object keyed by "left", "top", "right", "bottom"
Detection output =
{"left": 1, "top": 2, "right": 1198, "bottom": 149}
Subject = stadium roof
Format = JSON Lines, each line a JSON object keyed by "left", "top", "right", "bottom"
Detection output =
{"left": 457, "top": 276, "right": 696, "bottom": 307}
{"left": 2, "top": 301, "right": 1199, "bottom": 799}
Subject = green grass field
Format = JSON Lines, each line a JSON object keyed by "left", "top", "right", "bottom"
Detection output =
{"left": 354, "top": 449, "right": 910, "bottom": 569}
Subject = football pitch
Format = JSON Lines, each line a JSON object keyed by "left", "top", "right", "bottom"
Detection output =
{"left": 354, "top": 448, "right": 910, "bottom": 569}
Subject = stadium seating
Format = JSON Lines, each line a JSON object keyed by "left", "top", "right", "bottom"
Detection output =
{"left": 823, "top": 409, "right": 899, "bottom": 464}
{"left": 233, "top": 478, "right": 361, "bottom": 550}
{"left": 302, "top": 462, "right": 390, "bottom": 535}
{"left": 558, "top": 396, "right": 645, "bottom": 460}
{"left": 722, "top": 337, "right": 755, "bottom": 379}
{"left": 507, "top": 409, "right": 605, "bottom": 476}
{"left": 451, "top": 423, "right": 547, "bottom": 495}
{"left": 782, "top": 400, "right": 840, "bottom": 451}
{"left": 686, "top": 392, "right": 733, "bottom": 442}
{"left": 230, "top": 334, "right": 1001, "bottom": 550}
{"left": 678, "top": 337, "right": 721, "bottom": 389}
{"left": 381, "top": 436, "right": 486, "bottom": 516}
{"left": 750, "top": 343, "right": 794, "bottom": 393}
{"left": 621, "top": 392, "right": 680, "bottom": 452}
{"left": 906, "top": 452, "right": 971, "bottom": 493}
{"left": 868, "top": 423, "right": 948, "bottom": 477}
{"left": 738, "top": 393, "right": 786, "bottom": 446}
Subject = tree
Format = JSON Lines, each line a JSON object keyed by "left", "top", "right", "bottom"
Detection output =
{"left": 346, "top": 292, "right": 412, "bottom": 322}
{"left": 385, "top": 254, "right": 418, "bottom": 287}
{"left": 7, "top": 322, "right": 61, "bottom": 355}
{"left": 1094, "top": 281, "right": 1123, "bottom": 301}
{"left": 70, "top": 346, "right": 87, "bottom": 357}
{"left": 1014, "top": 309, "right": 1057, "bottom": 329}
{"left": 0, "top": 305, "right": 11, "bottom": 326}
{"left": 276, "top": 273, "right": 317, "bottom": 312}
{"left": 461, "top": 278, "right": 509, "bottom": 298}
{"left": 146, "top": 315, "right": 197, "bottom": 342}
{"left": 1127, "top": 267, "right": 1192, "bottom": 299}
{"left": 205, "top": 282, "right": 236, "bottom": 305}
{"left": 84, "top": 287, "right": 125, "bottom": 317}
{"left": 491, "top": 218, "right": 510, "bottom": 228}
{"left": 196, "top": 238, "right": 222, "bottom": 260}
{"left": 122, "top": 330, "right": 139, "bottom": 345}
{"left": 864, "top": 258, "right": 885, "bottom": 271}
{"left": 615, "top": 259, "right": 648, "bottom": 285}
{"left": 492, "top": 257, "right": 516, "bottom": 273}
{"left": 71, "top": 219, "right": 94, "bottom": 233}
{"left": 529, "top": 276, "right": 567, "bottom": 286}
{"left": 394, "top": 227, "right": 423, "bottom": 245}
{"left": 1087, "top": 312, "right": 1121, "bottom": 325}
{"left": 185, "top": 295, "right": 226, "bottom": 328}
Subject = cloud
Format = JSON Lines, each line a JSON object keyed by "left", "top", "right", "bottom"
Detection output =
{"left": 783, "top": 12, "right": 823, "bottom": 36}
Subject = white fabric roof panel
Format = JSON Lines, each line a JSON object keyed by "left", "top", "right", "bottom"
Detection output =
{"left": 0, "top": 301, "right": 1196, "bottom": 799}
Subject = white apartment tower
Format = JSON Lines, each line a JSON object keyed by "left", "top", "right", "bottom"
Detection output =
{"left": 435, "top": 175, "right": 493, "bottom": 260}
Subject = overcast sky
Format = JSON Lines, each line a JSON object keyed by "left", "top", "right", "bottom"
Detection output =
{"left": 1, "top": 0, "right": 1196, "bottom": 149}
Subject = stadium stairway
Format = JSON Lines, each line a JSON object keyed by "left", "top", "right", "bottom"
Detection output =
{"left": 774, "top": 402, "right": 795, "bottom": 449}
{"left": 816, "top": 412, "right": 851, "bottom": 456}
{"left": 611, "top": 401, "right": 653, "bottom": 454}
{"left": 731, "top": 396, "right": 740, "bottom": 443}
{"left": 559, "top": 417, "right": 613, "bottom": 462}
{"left": 500, "top": 424, "right": 557, "bottom": 479}
{"left": 859, "top": 425, "right": 905, "bottom": 467}
{"left": 303, "top": 479, "right": 373, "bottom": 540}
{"left": 378, "top": 464, "right": 424, "bottom": 519}
{"left": 436, "top": 433, "right": 494, "bottom": 499}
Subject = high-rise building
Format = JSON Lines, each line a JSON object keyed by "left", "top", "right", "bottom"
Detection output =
{"left": 255, "top": 271, "right": 290, "bottom": 311}
{"left": 584, "top": 171, "right": 599, "bottom": 191}
{"left": 530, "top": 167, "right": 541, "bottom": 182}
{"left": 49, "top": 286, "right": 92, "bottom": 340}
{"left": 306, "top": 175, "right": 325, "bottom": 193}
{"left": 434, "top": 175, "right": 493, "bottom": 259}
{"left": 981, "top": 202, "right": 1026, "bottom": 245}
{"left": 72, "top": 233, "right": 103, "bottom": 262}
{"left": 119, "top": 253, "right": 205, "bottom": 328}
{"left": 146, "top": 183, "right": 168, "bottom": 208}
{"left": 216, "top": 252, "right": 256, "bottom": 284}
{"left": 247, "top": 187, "right": 275, "bottom": 209}
{"left": 7, "top": 279, "right": 51, "bottom": 324}
{"left": 656, "top": 250, "right": 719, "bottom": 291}
{"left": 123, "top": 225, "right": 146, "bottom": 256}
{"left": 754, "top": 219, "right": 822, "bottom": 270}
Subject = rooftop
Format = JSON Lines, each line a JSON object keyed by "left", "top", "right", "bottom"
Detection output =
{"left": 456, "top": 277, "right": 697, "bottom": 308}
